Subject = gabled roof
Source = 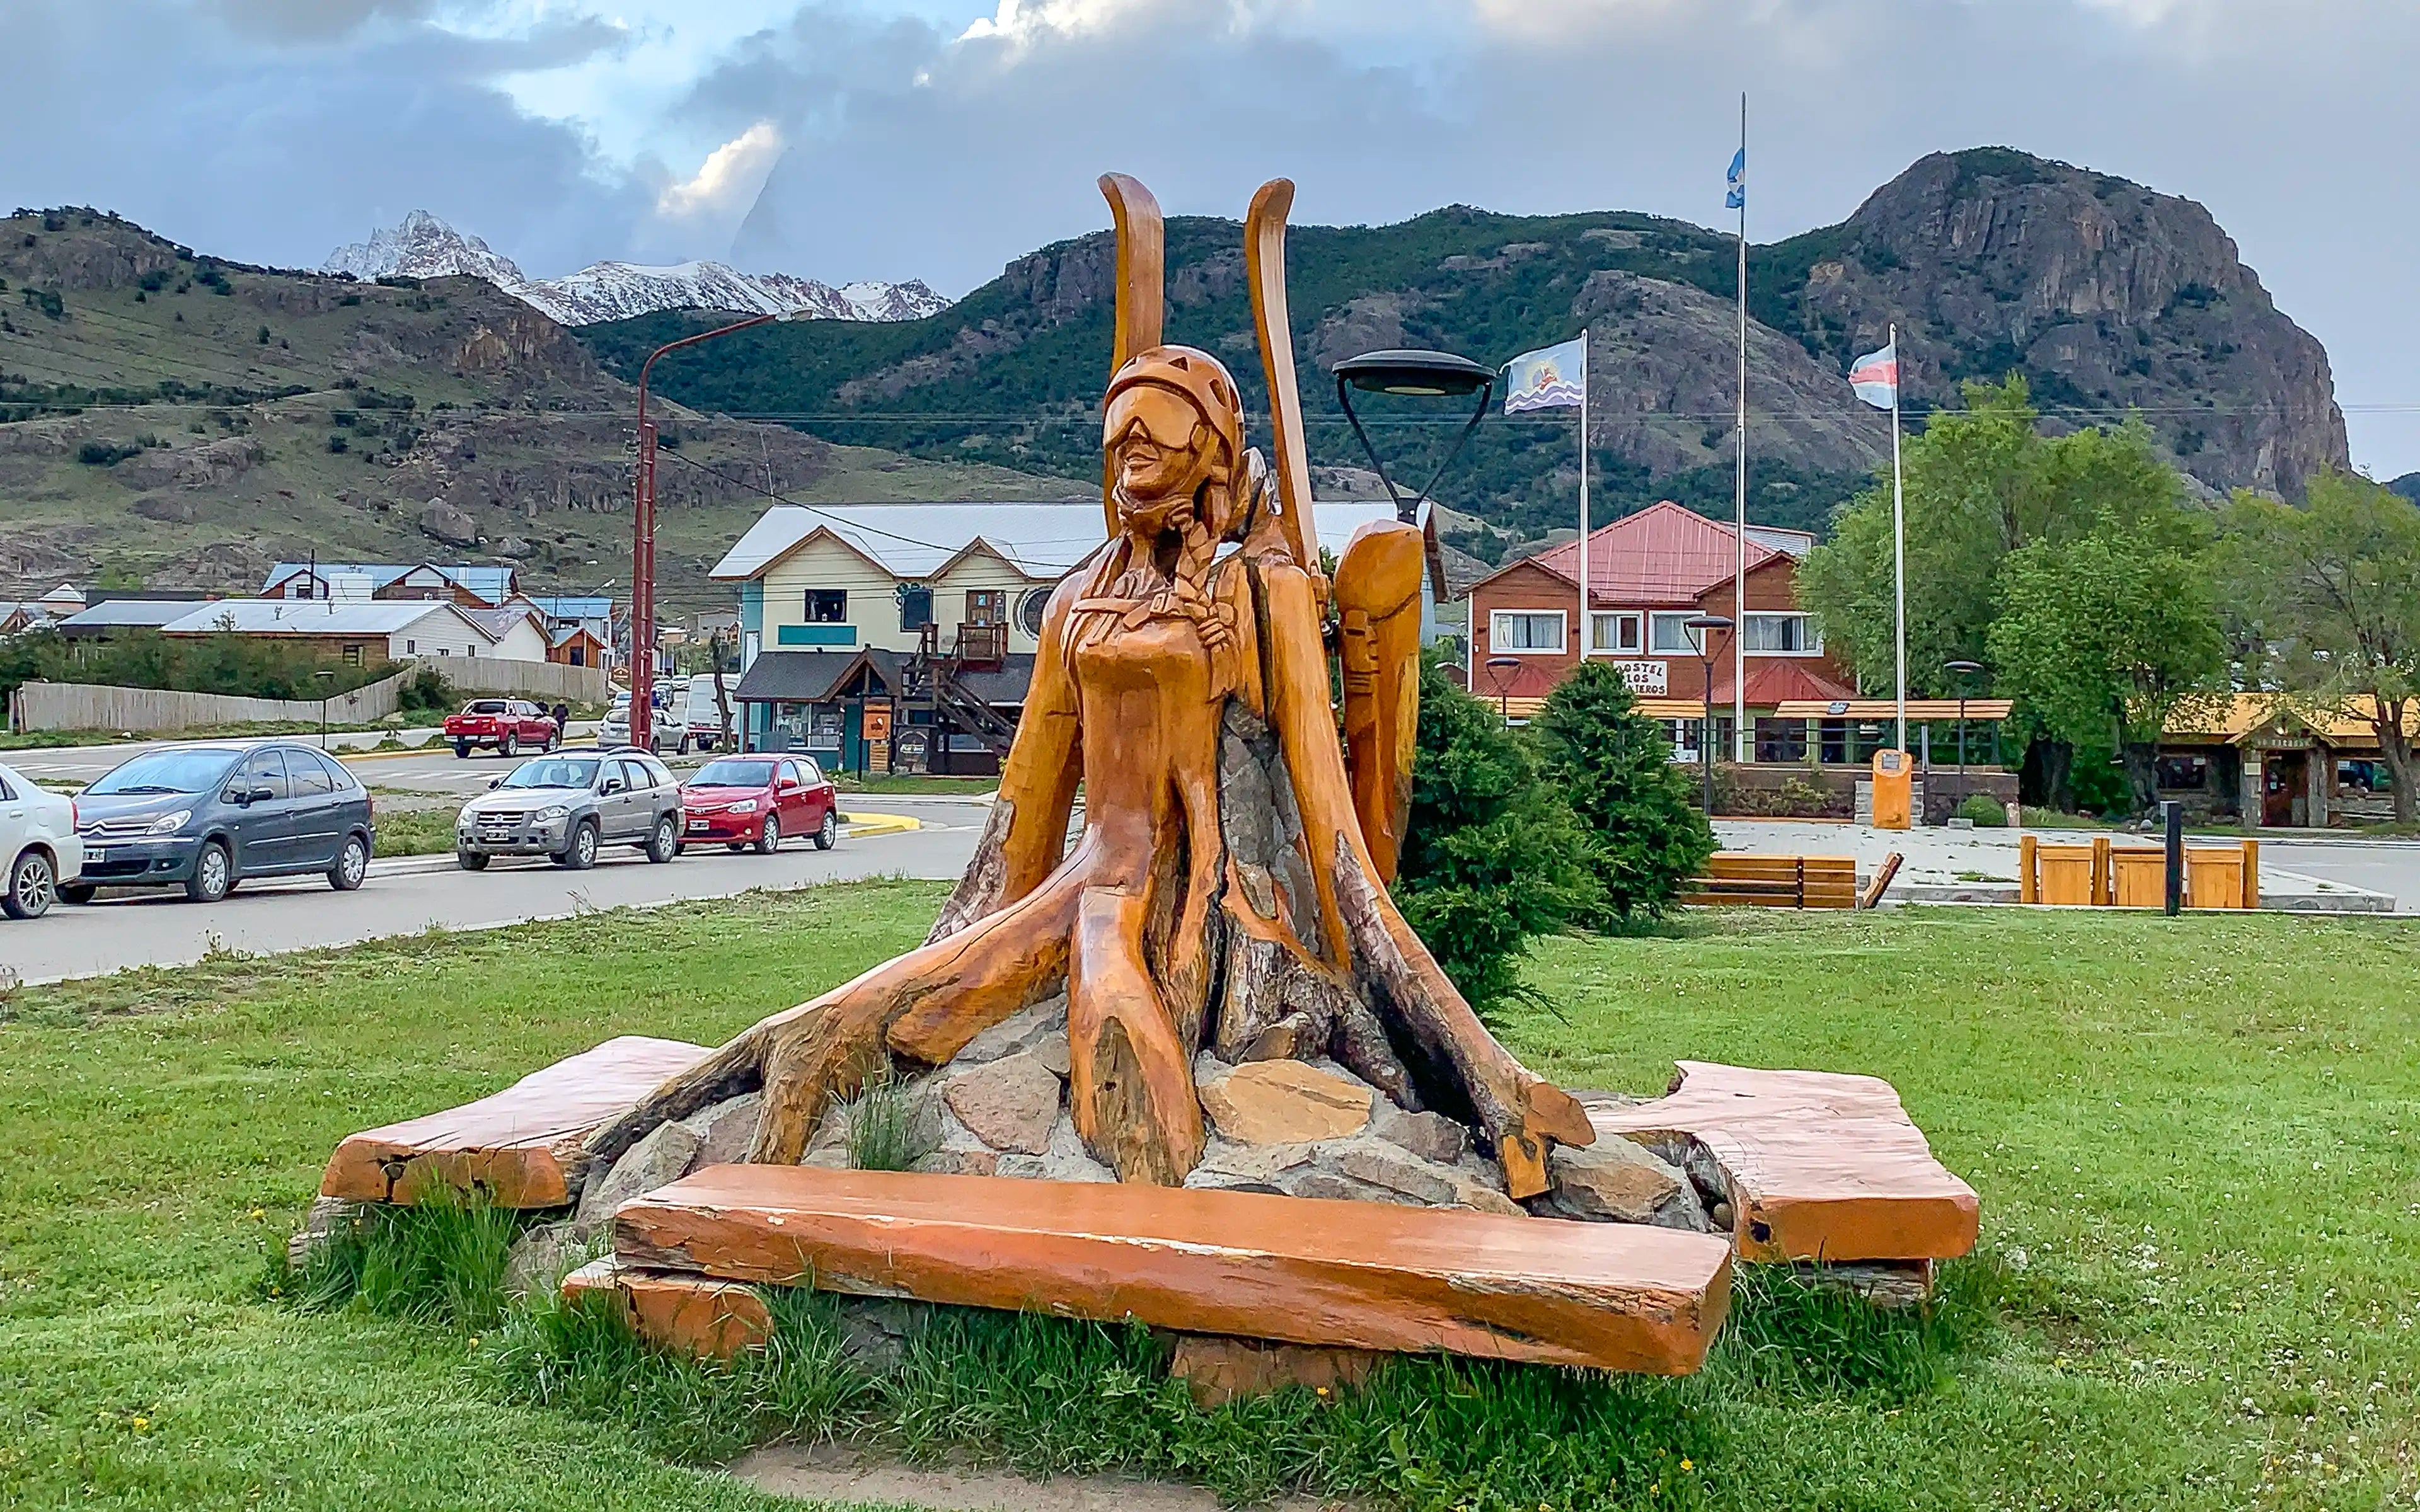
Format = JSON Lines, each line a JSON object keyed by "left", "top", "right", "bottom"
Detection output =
{"left": 57, "top": 600, "right": 201, "bottom": 630}
{"left": 2164, "top": 692, "right": 2420, "bottom": 744}
{"left": 1490, "top": 501, "right": 1785, "bottom": 606}
{"left": 548, "top": 623, "right": 606, "bottom": 649}
{"left": 261, "top": 562, "right": 517, "bottom": 604}
{"left": 713, "top": 505, "right": 1105, "bottom": 583}
{"left": 461, "top": 605, "right": 543, "bottom": 641}
{"left": 159, "top": 598, "right": 466, "bottom": 636}
{"left": 520, "top": 595, "right": 614, "bottom": 622}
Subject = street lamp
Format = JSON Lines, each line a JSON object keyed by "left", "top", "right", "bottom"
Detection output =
{"left": 631, "top": 309, "right": 806, "bottom": 750}
{"left": 1942, "top": 660, "right": 1985, "bottom": 818}
{"left": 1484, "top": 655, "right": 1521, "bottom": 724}
{"left": 1333, "top": 349, "right": 1495, "bottom": 524}
{"left": 1683, "top": 614, "right": 1732, "bottom": 815}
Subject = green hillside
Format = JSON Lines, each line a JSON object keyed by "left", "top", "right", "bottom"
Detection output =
{"left": 0, "top": 209, "right": 1083, "bottom": 608}
{"left": 583, "top": 148, "right": 2351, "bottom": 559}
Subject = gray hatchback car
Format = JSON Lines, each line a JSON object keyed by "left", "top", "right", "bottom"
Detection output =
{"left": 64, "top": 740, "right": 376, "bottom": 903}
{"left": 453, "top": 747, "right": 681, "bottom": 870}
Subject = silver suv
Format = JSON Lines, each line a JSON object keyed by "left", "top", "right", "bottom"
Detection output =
{"left": 453, "top": 747, "right": 682, "bottom": 870}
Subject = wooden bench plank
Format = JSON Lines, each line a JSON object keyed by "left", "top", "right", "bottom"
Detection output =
{"left": 561, "top": 1255, "right": 772, "bottom": 1360}
{"left": 1587, "top": 1062, "right": 1979, "bottom": 1264}
{"left": 613, "top": 1166, "right": 1734, "bottom": 1375}
{"left": 320, "top": 1036, "right": 712, "bottom": 1207}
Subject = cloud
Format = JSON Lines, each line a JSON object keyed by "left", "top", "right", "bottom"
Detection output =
{"left": 657, "top": 120, "right": 785, "bottom": 220}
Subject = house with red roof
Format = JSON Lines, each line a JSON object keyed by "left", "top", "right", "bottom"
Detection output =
{"left": 1463, "top": 501, "right": 1855, "bottom": 759}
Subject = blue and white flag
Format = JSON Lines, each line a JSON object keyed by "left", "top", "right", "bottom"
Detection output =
{"left": 1725, "top": 147, "right": 1747, "bottom": 211}
{"left": 1847, "top": 341, "right": 1899, "bottom": 410}
{"left": 1502, "top": 336, "right": 1587, "bottom": 414}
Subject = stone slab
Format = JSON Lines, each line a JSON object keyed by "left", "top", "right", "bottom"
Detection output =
{"left": 612, "top": 1165, "right": 1732, "bottom": 1375}
{"left": 320, "top": 1036, "right": 711, "bottom": 1207}
{"left": 560, "top": 1254, "right": 773, "bottom": 1360}
{"left": 1587, "top": 1061, "right": 1979, "bottom": 1264}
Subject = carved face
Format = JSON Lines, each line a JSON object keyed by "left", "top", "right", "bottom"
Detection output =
{"left": 1105, "top": 384, "right": 1217, "bottom": 536}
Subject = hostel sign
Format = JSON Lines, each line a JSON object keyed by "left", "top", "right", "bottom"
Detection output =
{"left": 1610, "top": 660, "right": 1668, "bottom": 695}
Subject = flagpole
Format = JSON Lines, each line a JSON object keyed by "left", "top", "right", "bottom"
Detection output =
{"left": 1577, "top": 330, "right": 1591, "bottom": 675}
{"left": 1732, "top": 91, "right": 1749, "bottom": 765}
{"left": 1891, "top": 319, "right": 1907, "bottom": 755}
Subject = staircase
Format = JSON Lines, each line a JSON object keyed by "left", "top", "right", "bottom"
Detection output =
{"left": 902, "top": 622, "right": 1018, "bottom": 762}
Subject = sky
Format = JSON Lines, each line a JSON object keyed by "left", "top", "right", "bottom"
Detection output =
{"left": 6, "top": 0, "right": 2417, "bottom": 475}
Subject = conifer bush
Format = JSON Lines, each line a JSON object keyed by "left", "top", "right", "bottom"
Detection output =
{"left": 1532, "top": 662, "right": 1716, "bottom": 924}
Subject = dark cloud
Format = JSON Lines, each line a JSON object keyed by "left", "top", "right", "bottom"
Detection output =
{"left": 2, "top": 0, "right": 645, "bottom": 277}
{"left": 698, "top": 0, "right": 2420, "bottom": 473}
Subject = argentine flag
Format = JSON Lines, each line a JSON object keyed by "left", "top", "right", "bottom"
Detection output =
{"left": 1726, "top": 148, "right": 1746, "bottom": 211}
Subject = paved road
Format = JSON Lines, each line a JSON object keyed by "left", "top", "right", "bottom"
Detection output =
{"left": 5, "top": 731, "right": 606, "bottom": 798}
{"left": 2, "top": 798, "right": 991, "bottom": 985}
{"left": 2245, "top": 839, "right": 2420, "bottom": 912}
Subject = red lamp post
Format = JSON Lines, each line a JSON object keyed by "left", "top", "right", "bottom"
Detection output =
{"left": 630, "top": 309, "right": 795, "bottom": 749}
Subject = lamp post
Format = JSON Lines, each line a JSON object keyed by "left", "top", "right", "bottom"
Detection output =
{"left": 1484, "top": 656, "right": 1521, "bottom": 724}
{"left": 1332, "top": 349, "right": 1495, "bottom": 524}
{"left": 1684, "top": 614, "right": 1732, "bottom": 815}
{"left": 631, "top": 311, "right": 803, "bottom": 750}
{"left": 1943, "top": 660, "right": 1984, "bottom": 818}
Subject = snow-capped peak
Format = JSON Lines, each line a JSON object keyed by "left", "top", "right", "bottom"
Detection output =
{"left": 323, "top": 210, "right": 526, "bottom": 287}
{"left": 321, "top": 212, "right": 950, "bottom": 327}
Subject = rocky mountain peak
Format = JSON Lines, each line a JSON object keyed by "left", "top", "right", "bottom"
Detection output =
{"left": 323, "top": 210, "right": 526, "bottom": 287}
{"left": 1780, "top": 147, "right": 2348, "bottom": 496}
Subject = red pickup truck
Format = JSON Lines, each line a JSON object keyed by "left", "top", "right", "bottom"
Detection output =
{"left": 442, "top": 699, "right": 559, "bottom": 759}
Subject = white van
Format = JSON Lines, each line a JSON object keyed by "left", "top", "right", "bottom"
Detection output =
{"left": 659, "top": 674, "right": 739, "bottom": 755}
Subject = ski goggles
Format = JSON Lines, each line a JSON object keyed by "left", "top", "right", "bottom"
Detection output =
{"left": 1103, "top": 383, "right": 1206, "bottom": 452}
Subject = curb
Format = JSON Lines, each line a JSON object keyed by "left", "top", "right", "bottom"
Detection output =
{"left": 839, "top": 811, "right": 921, "bottom": 837}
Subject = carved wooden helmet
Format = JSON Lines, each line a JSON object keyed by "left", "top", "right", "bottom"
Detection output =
{"left": 1102, "top": 345, "right": 1245, "bottom": 478}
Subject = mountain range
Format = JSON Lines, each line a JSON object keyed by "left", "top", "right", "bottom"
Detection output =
{"left": 580, "top": 147, "right": 2351, "bottom": 558}
{"left": 323, "top": 211, "right": 952, "bottom": 328}
{"left": 0, "top": 207, "right": 1069, "bottom": 602}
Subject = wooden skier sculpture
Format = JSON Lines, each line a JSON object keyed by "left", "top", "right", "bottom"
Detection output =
{"left": 591, "top": 175, "right": 1593, "bottom": 1198}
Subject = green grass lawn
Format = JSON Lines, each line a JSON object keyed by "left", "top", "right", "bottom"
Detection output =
{"left": 368, "top": 803, "right": 460, "bottom": 859}
{"left": 2, "top": 892, "right": 2415, "bottom": 1508}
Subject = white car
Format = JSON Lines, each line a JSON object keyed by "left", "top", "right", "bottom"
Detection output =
{"left": 0, "top": 759, "right": 83, "bottom": 919}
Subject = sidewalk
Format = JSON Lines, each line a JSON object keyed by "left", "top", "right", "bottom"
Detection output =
{"left": 1710, "top": 819, "right": 2397, "bottom": 914}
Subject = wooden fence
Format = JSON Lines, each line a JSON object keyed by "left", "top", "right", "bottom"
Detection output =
{"left": 6, "top": 671, "right": 408, "bottom": 733}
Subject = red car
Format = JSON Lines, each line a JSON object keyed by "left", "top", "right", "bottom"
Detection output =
{"left": 442, "top": 699, "right": 559, "bottom": 759}
{"left": 680, "top": 754, "right": 838, "bottom": 853}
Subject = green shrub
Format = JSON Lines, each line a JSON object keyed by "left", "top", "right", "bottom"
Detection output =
{"left": 1394, "top": 653, "right": 1601, "bottom": 1018}
{"left": 843, "top": 1070, "right": 940, "bottom": 1171}
{"left": 1955, "top": 793, "right": 2008, "bottom": 827}
{"left": 1532, "top": 662, "right": 1716, "bottom": 924}
{"left": 75, "top": 440, "right": 139, "bottom": 466}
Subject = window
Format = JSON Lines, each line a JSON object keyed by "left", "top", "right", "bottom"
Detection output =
{"left": 1489, "top": 610, "right": 1565, "bottom": 653}
{"left": 1742, "top": 612, "right": 1820, "bottom": 654}
{"left": 2158, "top": 755, "right": 2210, "bottom": 790}
{"left": 289, "top": 750, "right": 335, "bottom": 796}
{"left": 235, "top": 748, "right": 289, "bottom": 800}
{"left": 466, "top": 643, "right": 477, "bottom": 657}
{"left": 964, "top": 589, "right": 1007, "bottom": 626}
{"left": 404, "top": 639, "right": 416, "bottom": 655}
{"left": 1020, "top": 588, "right": 1050, "bottom": 638}
{"left": 1754, "top": 718, "right": 1807, "bottom": 763}
{"left": 897, "top": 585, "right": 934, "bottom": 631}
{"left": 1590, "top": 612, "right": 1642, "bottom": 654}
{"left": 0, "top": 772, "right": 14, "bottom": 801}
{"left": 806, "top": 590, "right": 848, "bottom": 623}
{"left": 638, "top": 757, "right": 676, "bottom": 789}
{"left": 799, "top": 759, "right": 824, "bottom": 784}
{"left": 341, "top": 643, "right": 364, "bottom": 667}
{"left": 1649, "top": 612, "right": 1701, "bottom": 653}
{"left": 308, "top": 750, "right": 357, "bottom": 791}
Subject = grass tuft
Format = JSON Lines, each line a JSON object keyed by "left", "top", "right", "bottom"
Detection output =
{"left": 842, "top": 1070, "right": 940, "bottom": 1172}
{"left": 277, "top": 1191, "right": 522, "bottom": 1331}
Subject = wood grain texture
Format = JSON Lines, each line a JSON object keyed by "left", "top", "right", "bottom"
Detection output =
{"left": 1332, "top": 520, "right": 1426, "bottom": 884}
{"left": 560, "top": 1255, "right": 771, "bottom": 1361}
{"left": 320, "top": 1036, "right": 709, "bottom": 1207}
{"left": 613, "top": 1166, "right": 1733, "bottom": 1375}
{"left": 1588, "top": 1061, "right": 1981, "bottom": 1264}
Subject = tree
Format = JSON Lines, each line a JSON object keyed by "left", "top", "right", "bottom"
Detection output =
{"left": 1987, "top": 526, "right": 2225, "bottom": 816}
{"left": 2218, "top": 472, "right": 2420, "bottom": 822}
{"left": 1393, "top": 654, "right": 1602, "bottom": 1020}
{"left": 1798, "top": 378, "right": 2199, "bottom": 697}
{"left": 1531, "top": 662, "right": 1714, "bottom": 924}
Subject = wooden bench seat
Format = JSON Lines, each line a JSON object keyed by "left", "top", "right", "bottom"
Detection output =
{"left": 609, "top": 1166, "right": 1735, "bottom": 1375}
{"left": 1586, "top": 1062, "right": 1979, "bottom": 1264}
{"left": 320, "top": 1036, "right": 711, "bottom": 1207}
{"left": 1683, "top": 854, "right": 1859, "bottom": 910}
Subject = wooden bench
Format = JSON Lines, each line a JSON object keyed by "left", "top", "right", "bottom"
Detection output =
{"left": 1585, "top": 1062, "right": 1979, "bottom": 1266}
{"left": 606, "top": 1165, "right": 1735, "bottom": 1375}
{"left": 1682, "top": 853, "right": 1859, "bottom": 910}
{"left": 320, "top": 1036, "right": 711, "bottom": 1207}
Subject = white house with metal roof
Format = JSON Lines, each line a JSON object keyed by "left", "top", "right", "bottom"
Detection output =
{"left": 158, "top": 598, "right": 549, "bottom": 667}
{"left": 261, "top": 561, "right": 520, "bottom": 608}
